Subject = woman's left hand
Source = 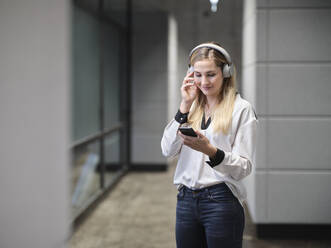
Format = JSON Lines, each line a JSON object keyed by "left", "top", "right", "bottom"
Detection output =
{"left": 178, "top": 130, "right": 217, "bottom": 157}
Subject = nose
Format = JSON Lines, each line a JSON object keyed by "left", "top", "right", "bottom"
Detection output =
{"left": 201, "top": 76, "right": 210, "bottom": 85}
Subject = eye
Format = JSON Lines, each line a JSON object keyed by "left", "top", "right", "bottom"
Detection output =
{"left": 194, "top": 72, "right": 201, "bottom": 77}
{"left": 207, "top": 73, "right": 216, "bottom": 77}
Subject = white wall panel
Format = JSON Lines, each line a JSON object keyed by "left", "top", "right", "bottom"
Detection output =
{"left": 266, "top": 119, "right": 331, "bottom": 170}
{"left": 243, "top": 13, "right": 257, "bottom": 67}
{"left": 244, "top": 0, "right": 257, "bottom": 22}
{"left": 268, "top": 9, "right": 331, "bottom": 61}
{"left": 242, "top": 0, "right": 258, "bottom": 224}
{"left": 255, "top": 118, "right": 267, "bottom": 169}
{"left": 267, "top": 65, "right": 331, "bottom": 115}
{"left": 256, "top": 10, "right": 267, "bottom": 62}
{"left": 242, "top": 169, "right": 256, "bottom": 221}
{"left": 268, "top": 172, "right": 331, "bottom": 223}
{"left": 167, "top": 14, "right": 179, "bottom": 122}
{"left": 244, "top": 0, "right": 331, "bottom": 225}
{"left": 255, "top": 172, "right": 268, "bottom": 222}
{"left": 256, "top": 65, "right": 267, "bottom": 115}
{"left": 241, "top": 65, "right": 256, "bottom": 108}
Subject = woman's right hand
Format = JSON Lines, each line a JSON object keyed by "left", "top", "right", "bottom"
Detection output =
{"left": 180, "top": 71, "right": 198, "bottom": 113}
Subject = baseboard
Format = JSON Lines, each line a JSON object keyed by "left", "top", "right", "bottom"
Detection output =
{"left": 256, "top": 224, "right": 331, "bottom": 240}
{"left": 95, "top": 163, "right": 168, "bottom": 172}
{"left": 129, "top": 163, "right": 168, "bottom": 172}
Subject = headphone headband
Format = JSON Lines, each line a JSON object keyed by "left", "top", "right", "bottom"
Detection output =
{"left": 189, "top": 43, "right": 232, "bottom": 64}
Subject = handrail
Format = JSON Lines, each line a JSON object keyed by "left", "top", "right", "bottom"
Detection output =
{"left": 70, "top": 123, "right": 123, "bottom": 149}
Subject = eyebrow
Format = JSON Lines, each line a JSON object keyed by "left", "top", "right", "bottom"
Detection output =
{"left": 194, "top": 70, "right": 216, "bottom": 73}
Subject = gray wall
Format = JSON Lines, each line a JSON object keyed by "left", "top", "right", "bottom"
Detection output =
{"left": 131, "top": 1, "right": 243, "bottom": 166}
{"left": 131, "top": 12, "right": 169, "bottom": 164}
{"left": 173, "top": 0, "right": 243, "bottom": 93}
{"left": 0, "top": 0, "right": 71, "bottom": 247}
{"left": 242, "top": 0, "right": 331, "bottom": 224}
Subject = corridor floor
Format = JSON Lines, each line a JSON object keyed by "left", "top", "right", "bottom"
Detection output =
{"left": 69, "top": 163, "right": 331, "bottom": 248}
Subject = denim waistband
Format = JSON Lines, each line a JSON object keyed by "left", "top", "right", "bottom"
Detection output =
{"left": 181, "top": 183, "right": 227, "bottom": 193}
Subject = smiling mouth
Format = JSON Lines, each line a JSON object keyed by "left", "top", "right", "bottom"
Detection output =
{"left": 202, "top": 86, "right": 212, "bottom": 90}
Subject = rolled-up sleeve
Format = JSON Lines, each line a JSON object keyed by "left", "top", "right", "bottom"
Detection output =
{"left": 213, "top": 106, "right": 258, "bottom": 181}
{"left": 161, "top": 119, "right": 183, "bottom": 158}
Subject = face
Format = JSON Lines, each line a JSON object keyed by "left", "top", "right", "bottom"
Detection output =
{"left": 193, "top": 59, "right": 223, "bottom": 98}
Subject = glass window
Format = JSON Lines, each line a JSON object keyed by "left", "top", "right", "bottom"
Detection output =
{"left": 104, "top": 131, "right": 121, "bottom": 187}
{"left": 72, "top": 5, "right": 100, "bottom": 141}
{"left": 71, "top": 141, "right": 101, "bottom": 218}
{"left": 70, "top": 0, "right": 129, "bottom": 222}
{"left": 103, "top": 23, "right": 121, "bottom": 128}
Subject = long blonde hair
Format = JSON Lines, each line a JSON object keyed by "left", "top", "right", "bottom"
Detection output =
{"left": 187, "top": 42, "right": 237, "bottom": 134}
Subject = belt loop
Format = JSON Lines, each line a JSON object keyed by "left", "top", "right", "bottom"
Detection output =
{"left": 205, "top": 187, "right": 210, "bottom": 196}
{"left": 179, "top": 185, "right": 186, "bottom": 197}
{"left": 182, "top": 186, "right": 186, "bottom": 197}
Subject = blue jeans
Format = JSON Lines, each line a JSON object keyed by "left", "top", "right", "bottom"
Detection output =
{"left": 176, "top": 183, "right": 245, "bottom": 248}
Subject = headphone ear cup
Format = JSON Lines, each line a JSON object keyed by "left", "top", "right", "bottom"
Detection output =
{"left": 223, "top": 64, "right": 231, "bottom": 78}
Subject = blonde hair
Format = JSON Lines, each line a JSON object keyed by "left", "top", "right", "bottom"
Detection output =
{"left": 187, "top": 42, "right": 237, "bottom": 135}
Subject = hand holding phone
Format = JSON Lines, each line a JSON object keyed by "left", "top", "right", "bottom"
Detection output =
{"left": 178, "top": 127, "right": 197, "bottom": 137}
{"left": 178, "top": 127, "right": 216, "bottom": 157}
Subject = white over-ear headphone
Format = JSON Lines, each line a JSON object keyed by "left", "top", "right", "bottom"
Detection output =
{"left": 189, "top": 43, "right": 234, "bottom": 78}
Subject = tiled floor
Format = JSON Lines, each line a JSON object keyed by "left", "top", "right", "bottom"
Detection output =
{"left": 69, "top": 163, "right": 331, "bottom": 248}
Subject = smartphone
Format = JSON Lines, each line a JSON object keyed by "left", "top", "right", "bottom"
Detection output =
{"left": 178, "top": 127, "right": 197, "bottom": 137}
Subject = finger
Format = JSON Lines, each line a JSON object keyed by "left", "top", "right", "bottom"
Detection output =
{"left": 178, "top": 132, "right": 191, "bottom": 141}
{"left": 178, "top": 132, "right": 185, "bottom": 139}
{"left": 182, "top": 84, "right": 196, "bottom": 91}
{"left": 178, "top": 133, "right": 196, "bottom": 145}
{"left": 185, "top": 80, "right": 195, "bottom": 85}
{"left": 184, "top": 73, "right": 194, "bottom": 81}
{"left": 182, "top": 137, "right": 195, "bottom": 146}
{"left": 186, "top": 70, "right": 194, "bottom": 76}
{"left": 183, "top": 77, "right": 195, "bottom": 85}
{"left": 180, "top": 136, "right": 191, "bottom": 146}
{"left": 195, "top": 130, "right": 204, "bottom": 139}
{"left": 181, "top": 85, "right": 193, "bottom": 94}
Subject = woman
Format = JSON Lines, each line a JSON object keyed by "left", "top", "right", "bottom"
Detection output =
{"left": 161, "top": 42, "right": 258, "bottom": 248}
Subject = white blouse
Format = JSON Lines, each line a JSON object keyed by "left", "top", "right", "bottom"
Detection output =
{"left": 161, "top": 94, "right": 258, "bottom": 204}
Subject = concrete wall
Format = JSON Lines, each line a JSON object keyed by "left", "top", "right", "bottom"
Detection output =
{"left": 167, "top": 14, "right": 179, "bottom": 123}
{"left": 131, "top": 12, "right": 169, "bottom": 165}
{"left": 242, "top": 0, "right": 331, "bottom": 224}
{"left": 242, "top": 0, "right": 257, "bottom": 222}
{"left": 0, "top": 0, "right": 70, "bottom": 247}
